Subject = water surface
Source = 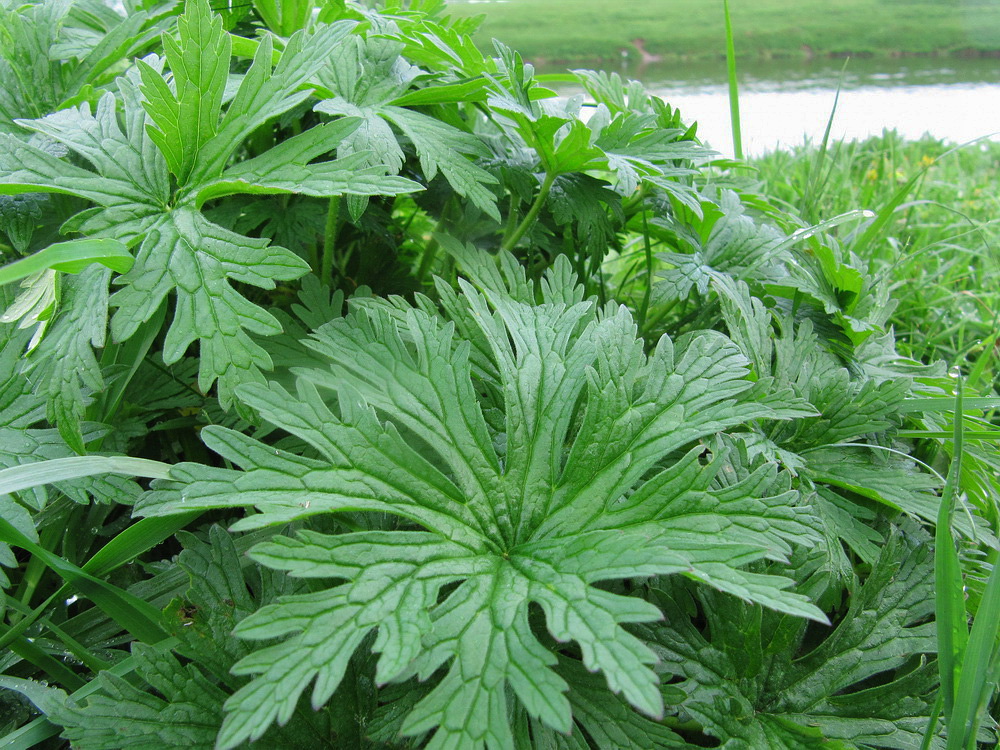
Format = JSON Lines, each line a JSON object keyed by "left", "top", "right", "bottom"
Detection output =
{"left": 538, "top": 56, "right": 1000, "bottom": 156}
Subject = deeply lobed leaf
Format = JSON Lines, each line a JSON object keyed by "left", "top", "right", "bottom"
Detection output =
{"left": 138, "top": 255, "right": 825, "bottom": 749}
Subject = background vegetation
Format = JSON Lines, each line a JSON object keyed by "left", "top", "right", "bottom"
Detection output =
{"left": 446, "top": 0, "right": 1000, "bottom": 62}
{"left": 752, "top": 133, "right": 1000, "bottom": 385}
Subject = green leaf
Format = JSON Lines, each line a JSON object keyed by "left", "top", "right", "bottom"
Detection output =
{"left": 110, "top": 207, "right": 309, "bottom": 404}
{"left": 137, "top": 254, "right": 824, "bottom": 749}
{"left": 0, "top": 124, "right": 160, "bottom": 208}
{"left": 655, "top": 190, "right": 789, "bottom": 302}
{"left": 587, "top": 107, "right": 706, "bottom": 201}
{"left": 195, "top": 120, "right": 423, "bottom": 205}
{"left": 644, "top": 527, "right": 939, "bottom": 748}
{"left": 33, "top": 527, "right": 325, "bottom": 749}
{"left": 312, "top": 34, "right": 500, "bottom": 220}
{"left": 0, "top": 316, "right": 145, "bottom": 587}
{"left": 0, "top": 8, "right": 416, "bottom": 410}
{"left": 0, "top": 269, "right": 57, "bottom": 351}
{"left": 0, "top": 238, "right": 131, "bottom": 285}
{"left": 190, "top": 22, "right": 355, "bottom": 186}
{"left": 22, "top": 265, "right": 112, "bottom": 452}
{"left": 550, "top": 659, "right": 688, "bottom": 748}
{"left": 0, "top": 193, "right": 47, "bottom": 253}
{"left": 0, "top": 638, "right": 184, "bottom": 749}
{"left": 43, "top": 644, "right": 227, "bottom": 749}
{"left": 548, "top": 173, "right": 623, "bottom": 261}
{"left": 10, "top": 89, "right": 169, "bottom": 207}
{"left": 389, "top": 77, "right": 490, "bottom": 106}
{"left": 139, "top": 0, "right": 230, "bottom": 184}
{"left": 803, "top": 449, "right": 945, "bottom": 526}
{"left": 383, "top": 106, "right": 500, "bottom": 220}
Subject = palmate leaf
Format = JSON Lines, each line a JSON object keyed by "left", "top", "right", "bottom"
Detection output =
{"left": 23, "top": 527, "right": 330, "bottom": 749}
{"left": 313, "top": 34, "right": 501, "bottom": 221}
{"left": 137, "top": 255, "right": 824, "bottom": 749}
{"left": 585, "top": 105, "right": 707, "bottom": 213}
{"left": 21, "top": 264, "right": 110, "bottom": 453}
{"left": 655, "top": 190, "right": 791, "bottom": 303}
{"left": 712, "top": 278, "right": 997, "bottom": 561}
{"left": 643, "top": 526, "right": 942, "bottom": 749}
{"left": 40, "top": 643, "right": 228, "bottom": 749}
{"left": 0, "top": 297, "right": 140, "bottom": 586}
{"left": 0, "top": 0, "right": 421, "bottom": 410}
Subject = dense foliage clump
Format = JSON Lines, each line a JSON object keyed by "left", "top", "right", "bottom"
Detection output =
{"left": 0, "top": 0, "right": 997, "bottom": 748}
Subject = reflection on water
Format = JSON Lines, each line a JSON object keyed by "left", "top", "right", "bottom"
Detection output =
{"left": 539, "top": 56, "right": 1000, "bottom": 156}
{"left": 665, "top": 82, "right": 1000, "bottom": 156}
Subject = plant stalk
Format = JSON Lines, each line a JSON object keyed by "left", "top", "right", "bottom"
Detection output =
{"left": 417, "top": 199, "right": 455, "bottom": 282}
{"left": 321, "top": 195, "right": 341, "bottom": 282}
{"left": 502, "top": 171, "right": 556, "bottom": 253}
{"left": 723, "top": 0, "right": 744, "bottom": 160}
{"left": 637, "top": 209, "right": 654, "bottom": 333}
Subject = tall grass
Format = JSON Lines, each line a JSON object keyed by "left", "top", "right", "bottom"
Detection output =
{"left": 923, "top": 381, "right": 1000, "bottom": 749}
{"left": 750, "top": 124, "right": 1000, "bottom": 749}
{"left": 752, "top": 133, "right": 1000, "bottom": 388}
{"left": 722, "top": 0, "right": 743, "bottom": 160}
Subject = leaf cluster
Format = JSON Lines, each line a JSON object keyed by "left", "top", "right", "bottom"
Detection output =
{"left": 0, "top": 0, "right": 997, "bottom": 748}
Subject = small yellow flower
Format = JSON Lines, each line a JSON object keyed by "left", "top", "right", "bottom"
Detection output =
{"left": 865, "top": 168, "right": 879, "bottom": 182}
{"left": 920, "top": 154, "right": 935, "bottom": 168}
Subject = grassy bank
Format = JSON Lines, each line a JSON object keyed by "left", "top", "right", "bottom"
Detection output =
{"left": 446, "top": 0, "right": 1000, "bottom": 62}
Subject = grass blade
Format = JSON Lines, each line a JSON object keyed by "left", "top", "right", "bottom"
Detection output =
{"left": 966, "top": 328, "right": 999, "bottom": 393}
{"left": 0, "top": 456, "right": 173, "bottom": 495}
{"left": 0, "top": 239, "right": 132, "bottom": 286}
{"left": 897, "top": 430, "right": 999, "bottom": 441}
{"left": 0, "top": 513, "right": 199, "bottom": 659}
{"left": 855, "top": 168, "right": 928, "bottom": 251}
{"left": 722, "top": 0, "right": 742, "bottom": 160}
{"left": 899, "top": 397, "right": 1000, "bottom": 414}
{"left": 933, "top": 382, "right": 967, "bottom": 721}
{"left": 949, "top": 552, "right": 1000, "bottom": 749}
{"left": 84, "top": 512, "right": 203, "bottom": 578}
{"left": 0, "top": 519, "right": 169, "bottom": 645}
{"left": 0, "top": 630, "right": 86, "bottom": 691}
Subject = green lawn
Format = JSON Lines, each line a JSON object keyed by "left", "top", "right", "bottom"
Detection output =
{"left": 446, "top": 0, "right": 1000, "bottom": 62}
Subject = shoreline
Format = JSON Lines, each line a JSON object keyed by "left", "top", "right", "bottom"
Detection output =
{"left": 526, "top": 46, "right": 1000, "bottom": 67}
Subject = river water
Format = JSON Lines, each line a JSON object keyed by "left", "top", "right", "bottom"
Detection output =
{"left": 538, "top": 56, "right": 1000, "bottom": 157}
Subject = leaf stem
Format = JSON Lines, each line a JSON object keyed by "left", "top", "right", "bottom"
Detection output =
{"left": 417, "top": 198, "right": 455, "bottom": 282}
{"left": 501, "top": 171, "right": 556, "bottom": 253}
{"left": 322, "top": 195, "right": 341, "bottom": 282}
{"left": 500, "top": 194, "right": 522, "bottom": 246}
{"left": 637, "top": 208, "right": 654, "bottom": 333}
